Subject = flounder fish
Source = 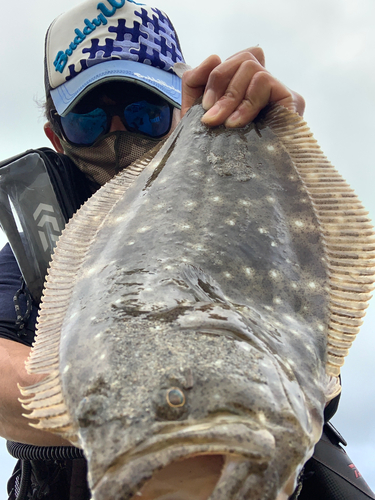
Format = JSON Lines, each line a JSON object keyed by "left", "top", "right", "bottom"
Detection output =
{"left": 20, "top": 102, "right": 375, "bottom": 499}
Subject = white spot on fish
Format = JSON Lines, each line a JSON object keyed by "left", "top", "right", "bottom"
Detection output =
{"left": 267, "top": 145, "right": 275, "bottom": 152}
{"left": 269, "top": 270, "right": 280, "bottom": 279}
{"left": 226, "top": 220, "right": 235, "bottom": 226}
{"left": 318, "top": 324, "right": 324, "bottom": 332}
{"left": 94, "top": 332, "right": 103, "bottom": 340}
{"left": 244, "top": 267, "right": 253, "bottom": 276}
{"left": 181, "top": 224, "right": 191, "bottom": 230}
{"left": 184, "top": 201, "right": 197, "bottom": 209}
{"left": 258, "top": 227, "right": 268, "bottom": 234}
{"left": 224, "top": 272, "right": 232, "bottom": 279}
{"left": 264, "top": 305, "right": 273, "bottom": 312}
{"left": 258, "top": 412, "right": 266, "bottom": 424}
{"left": 273, "top": 297, "right": 282, "bottom": 305}
{"left": 87, "top": 268, "right": 97, "bottom": 276}
{"left": 212, "top": 196, "right": 221, "bottom": 202}
{"left": 127, "top": 241, "right": 135, "bottom": 246}
{"left": 207, "top": 152, "right": 219, "bottom": 164}
{"left": 100, "top": 353, "right": 106, "bottom": 360}
{"left": 63, "top": 365, "right": 70, "bottom": 374}
{"left": 116, "top": 216, "right": 125, "bottom": 222}
{"left": 295, "top": 220, "right": 304, "bottom": 228}
{"left": 91, "top": 316, "right": 96, "bottom": 321}
{"left": 137, "top": 226, "right": 151, "bottom": 233}
{"left": 271, "top": 241, "right": 278, "bottom": 247}
{"left": 215, "top": 359, "right": 224, "bottom": 367}
{"left": 267, "top": 196, "right": 275, "bottom": 204}
{"left": 308, "top": 282, "right": 317, "bottom": 289}
{"left": 155, "top": 203, "right": 166, "bottom": 210}
{"left": 292, "top": 282, "right": 298, "bottom": 289}
{"left": 239, "top": 199, "right": 251, "bottom": 206}
{"left": 194, "top": 244, "right": 205, "bottom": 251}
{"left": 237, "top": 341, "right": 251, "bottom": 352}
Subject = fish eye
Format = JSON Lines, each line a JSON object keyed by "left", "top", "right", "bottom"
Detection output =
{"left": 166, "top": 387, "right": 186, "bottom": 408}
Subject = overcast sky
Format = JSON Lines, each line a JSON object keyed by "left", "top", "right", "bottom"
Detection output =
{"left": 1, "top": 0, "right": 375, "bottom": 494}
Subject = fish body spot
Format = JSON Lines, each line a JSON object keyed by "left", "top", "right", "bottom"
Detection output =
{"left": 244, "top": 267, "right": 253, "bottom": 277}
{"left": 267, "top": 145, "right": 275, "bottom": 152}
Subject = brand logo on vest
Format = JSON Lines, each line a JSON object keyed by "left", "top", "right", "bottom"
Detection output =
{"left": 53, "top": 0, "right": 144, "bottom": 75}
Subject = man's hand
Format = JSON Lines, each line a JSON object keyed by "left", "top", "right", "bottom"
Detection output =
{"left": 181, "top": 48, "right": 305, "bottom": 128}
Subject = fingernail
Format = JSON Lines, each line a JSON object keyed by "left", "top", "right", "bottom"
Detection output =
{"left": 202, "top": 89, "right": 216, "bottom": 110}
{"left": 225, "top": 110, "right": 241, "bottom": 127}
{"left": 201, "top": 103, "right": 220, "bottom": 123}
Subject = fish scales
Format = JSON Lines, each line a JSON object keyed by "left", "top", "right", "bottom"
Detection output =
{"left": 20, "top": 103, "right": 375, "bottom": 500}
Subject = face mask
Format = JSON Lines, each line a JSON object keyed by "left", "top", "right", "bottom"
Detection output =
{"left": 60, "top": 131, "right": 160, "bottom": 186}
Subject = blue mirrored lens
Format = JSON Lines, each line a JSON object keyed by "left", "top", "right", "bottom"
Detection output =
{"left": 124, "top": 101, "right": 171, "bottom": 137}
{"left": 61, "top": 108, "right": 108, "bottom": 145}
{"left": 59, "top": 100, "right": 172, "bottom": 146}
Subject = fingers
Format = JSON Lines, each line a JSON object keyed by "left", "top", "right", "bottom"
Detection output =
{"left": 226, "top": 46, "right": 266, "bottom": 67}
{"left": 203, "top": 70, "right": 305, "bottom": 128}
{"left": 181, "top": 55, "right": 221, "bottom": 118}
{"left": 180, "top": 46, "right": 305, "bottom": 128}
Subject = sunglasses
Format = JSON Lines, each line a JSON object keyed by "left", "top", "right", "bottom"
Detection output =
{"left": 51, "top": 99, "right": 173, "bottom": 147}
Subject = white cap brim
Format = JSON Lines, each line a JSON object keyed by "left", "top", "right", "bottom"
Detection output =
{"left": 51, "top": 59, "right": 182, "bottom": 116}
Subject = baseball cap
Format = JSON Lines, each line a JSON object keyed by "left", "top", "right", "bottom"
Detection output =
{"left": 45, "top": 0, "right": 185, "bottom": 116}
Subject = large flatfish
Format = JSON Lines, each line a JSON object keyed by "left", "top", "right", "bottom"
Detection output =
{"left": 21, "top": 102, "right": 375, "bottom": 499}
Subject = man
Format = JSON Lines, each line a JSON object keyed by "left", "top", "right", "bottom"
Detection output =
{"left": 0, "top": 0, "right": 373, "bottom": 498}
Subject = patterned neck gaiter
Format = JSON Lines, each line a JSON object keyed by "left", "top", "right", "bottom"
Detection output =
{"left": 61, "top": 131, "right": 160, "bottom": 186}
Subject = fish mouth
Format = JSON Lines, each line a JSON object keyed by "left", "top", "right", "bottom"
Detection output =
{"left": 92, "top": 416, "right": 277, "bottom": 500}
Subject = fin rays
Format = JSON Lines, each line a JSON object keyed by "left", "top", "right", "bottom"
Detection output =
{"left": 20, "top": 145, "right": 165, "bottom": 441}
{"left": 264, "top": 105, "right": 375, "bottom": 376}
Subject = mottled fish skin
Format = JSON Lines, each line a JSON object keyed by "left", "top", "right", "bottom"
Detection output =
{"left": 20, "top": 103, "right": 375, "bottom": 499}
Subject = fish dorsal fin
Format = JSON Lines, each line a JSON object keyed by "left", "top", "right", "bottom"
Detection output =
{"left": 19, "top": 144, "right": 164, "bottom": 442}
{"left": 262, "top": 104, "right": 375, "bottom": 377}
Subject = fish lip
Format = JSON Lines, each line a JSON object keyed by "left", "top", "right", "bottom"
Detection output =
{"left": 93, "top": 417, "right": 276, "bottom": 500}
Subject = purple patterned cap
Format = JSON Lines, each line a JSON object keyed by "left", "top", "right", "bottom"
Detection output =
{"left": 45, "top": 0, "right": 185, "bottom": 116}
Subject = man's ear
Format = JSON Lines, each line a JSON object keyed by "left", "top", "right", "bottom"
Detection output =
{"left": 44, "top": 122, "right": 64, "bottom": 153}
